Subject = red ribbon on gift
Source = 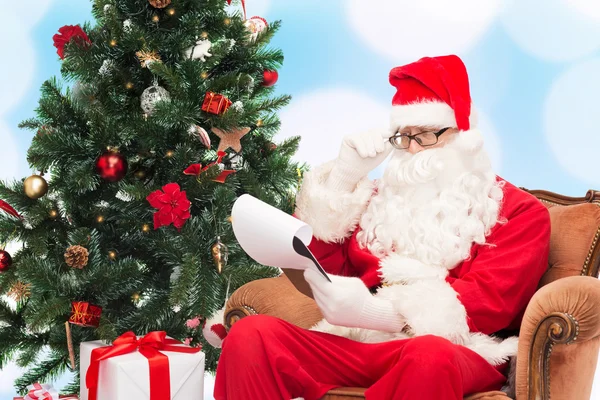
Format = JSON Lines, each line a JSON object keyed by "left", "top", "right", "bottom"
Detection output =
{"left": 86, "top": 331, "right": 201, "bottom": 400}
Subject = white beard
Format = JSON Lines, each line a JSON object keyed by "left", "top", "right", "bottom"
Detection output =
{"left": 356, "top": 129, "right": 504, "bottom": 269}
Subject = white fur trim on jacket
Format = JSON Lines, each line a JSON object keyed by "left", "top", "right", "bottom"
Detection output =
{"left": 390, "top": 101, "right": 478, "bottom": 130}
{"left": 378, "top": 253, "right": 449, "bottom": 284}
{"left": 294, "top": 160, "right": 375, "bottom": 243}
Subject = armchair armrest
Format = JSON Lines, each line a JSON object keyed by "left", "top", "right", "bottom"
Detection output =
{"left": 516, "top": 276, "right": 600, "bottom": 400}
{"left": 224, "top": 273, "right": 323, "bottom": 330}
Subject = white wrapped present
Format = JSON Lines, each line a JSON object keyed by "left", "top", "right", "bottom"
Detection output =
{"left": 80, "top": 331, "right": 204, "bottom": 400}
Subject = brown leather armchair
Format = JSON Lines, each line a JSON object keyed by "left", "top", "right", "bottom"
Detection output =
{"left": 223, "top": 189, "right": 600, "bottom": 400}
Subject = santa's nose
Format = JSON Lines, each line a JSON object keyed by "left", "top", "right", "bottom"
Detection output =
{"left": 408, "top": 139, "right": 424, "bottom": 154}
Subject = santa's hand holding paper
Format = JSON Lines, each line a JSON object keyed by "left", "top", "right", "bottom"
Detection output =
{"left": 304, "top": 269, "right": 404, "bottom": 332}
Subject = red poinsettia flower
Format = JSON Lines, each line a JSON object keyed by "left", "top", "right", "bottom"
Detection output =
{"left": 53, "top": 25, "right": 91, "bottom": 60}
{"left": 146, "top": 183, "right": 191, "bottom": 230}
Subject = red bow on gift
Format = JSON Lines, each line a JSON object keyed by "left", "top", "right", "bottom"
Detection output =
{"left": 86, "top": 331, "right": 201, "bottom": 400}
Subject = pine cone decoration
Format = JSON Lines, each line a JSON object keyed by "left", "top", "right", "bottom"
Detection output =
{"left": 65, "top": 245, "right": 89, "bottom": 269}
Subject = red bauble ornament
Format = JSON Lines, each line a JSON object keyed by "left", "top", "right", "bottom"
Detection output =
{"left": 0, "top": 250, "right": 12, "bottom": 272}
{"left": 95, "top": 151, "right": 128, "bottom": 182}
{"left": 261, "top": 70, "right": 278, "bottom": 87}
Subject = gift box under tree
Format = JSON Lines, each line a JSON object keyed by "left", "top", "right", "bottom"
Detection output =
{"left": 80, "top": 331, "right": 204, "bottom": 400}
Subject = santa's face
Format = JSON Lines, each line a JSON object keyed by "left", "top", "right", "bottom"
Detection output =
{"left": 357, "top": 128, "right": 503, "bottom": 269}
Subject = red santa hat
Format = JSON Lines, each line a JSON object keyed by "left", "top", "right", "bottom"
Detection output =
{"left": 389, "top": 55, "right": 477, "bottom": 131}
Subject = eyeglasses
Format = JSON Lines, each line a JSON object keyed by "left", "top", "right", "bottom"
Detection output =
{"left": 388, "top": 127, "right": 451, "bottom": 150}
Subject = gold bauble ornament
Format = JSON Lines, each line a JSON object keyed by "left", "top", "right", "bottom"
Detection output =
{"left": 211, "top": 237, "right": 229, "bottom": 275}
{"left": 24, "top": 174, "right": 48, "bottom": 199}
{"left": 148, "top": 0, "right": 171, "bottom": 8}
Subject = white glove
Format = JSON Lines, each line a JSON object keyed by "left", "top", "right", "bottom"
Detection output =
{"left": 327, "top": 128, "right": 394, "bottom": 191}
{"left": 304, "top": 269, "right": 405, "bottom": 332}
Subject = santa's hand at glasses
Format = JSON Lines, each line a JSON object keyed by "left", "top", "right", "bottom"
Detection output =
{"left": 327, "top": 129, "right": 394, "bottom": 192}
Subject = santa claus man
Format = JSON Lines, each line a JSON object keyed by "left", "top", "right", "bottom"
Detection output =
{"left": 213, "top": 55, "right": 551, "bottom": 400}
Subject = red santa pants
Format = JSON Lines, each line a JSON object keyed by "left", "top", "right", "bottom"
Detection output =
{"left": 214, "top": 315, "right": 507, "bottom": 400}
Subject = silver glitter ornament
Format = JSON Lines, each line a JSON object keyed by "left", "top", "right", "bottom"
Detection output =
{"left": 140, "top": 84, "right": 171, "bottom": 115}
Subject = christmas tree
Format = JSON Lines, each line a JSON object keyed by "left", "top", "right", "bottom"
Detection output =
{"left": 0, "top": 0, "right": 301, "bottom": 394}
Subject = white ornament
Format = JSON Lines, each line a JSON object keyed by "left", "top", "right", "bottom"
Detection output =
{"left": 103, "top": 4, "right": 112, "bottom": 14}
{"left": 231, "top": 101, "right": 244, "bottom": 113}
{"left": 184, "top": 39, "right": 212, "bottom": 62}
{"left": 99, "top": 59, "right": 114, "bottom": 76}
{"left": 140, "top": 84, "right": 171, "bottom": 115}
{"left": 123, "top": 19, "right": 133, "bottom": 32}
{"left": 244, "top": 16, "right": 268, "bottom": 42}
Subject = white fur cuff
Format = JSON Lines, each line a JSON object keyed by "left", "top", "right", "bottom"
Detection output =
{"left": 295, "top": 161, "right": 374, "bottom": 243}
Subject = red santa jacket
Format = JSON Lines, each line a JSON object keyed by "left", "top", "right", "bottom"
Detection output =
{"left": 304, "top": 177, "right": 551, "bottom": 336}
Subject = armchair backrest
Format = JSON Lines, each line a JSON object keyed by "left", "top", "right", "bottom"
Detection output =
{"left": 523, "top": 189, "right": 600, "bottom": 287}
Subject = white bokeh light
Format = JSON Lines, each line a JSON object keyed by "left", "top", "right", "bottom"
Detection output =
{"left": 345, "top": 0, "right": 502, "bottom": 63}
{"left": 13, "top": 0, "right": 54, "bottom": 25}
{"left": 476, "top": 110, "right": 503, "bottom": 174}
{"left": 501, "top": 0, "right": 600, "bottom": 62}
{"left": 278, "top": 88, "right": 390, "bottom": 168}
{"left": 544, "top": 58, "right": 600, "bottom": 187}
{"left": 0, "top": 10, "right": 36, "bottom": 115}
{"left": 568, "top": 0, "right": 600, "bottom": 22}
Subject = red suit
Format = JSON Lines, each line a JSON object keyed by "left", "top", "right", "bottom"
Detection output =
{"left": 214, "top": 175, "right": 551, "bottom": 400}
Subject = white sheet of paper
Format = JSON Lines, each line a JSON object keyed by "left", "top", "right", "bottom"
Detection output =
{"left": 231, "top": 194, "right": 327, "bottom": 278}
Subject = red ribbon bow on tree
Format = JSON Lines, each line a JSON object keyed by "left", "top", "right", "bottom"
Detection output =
{"left": 184, "top": 151, "right": 236, "bottom": 183}
{"left": 86, "top": 331, "right": 201, "bottom": 400}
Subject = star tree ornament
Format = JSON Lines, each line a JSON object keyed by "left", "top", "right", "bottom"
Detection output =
{"left": 140, "top": 83, "right": 171, "bottom": 115}
{"left": 184, "top": 39, "right": 212, "bottom": 61}
{"left": 136, "top": 50, "right": 161, "bottom": 68}
{"left": 212, "top": 127, "right": 251, "bottom": 152}
{"left": 7, "top": 281, "right": 31, "bottom": 302}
